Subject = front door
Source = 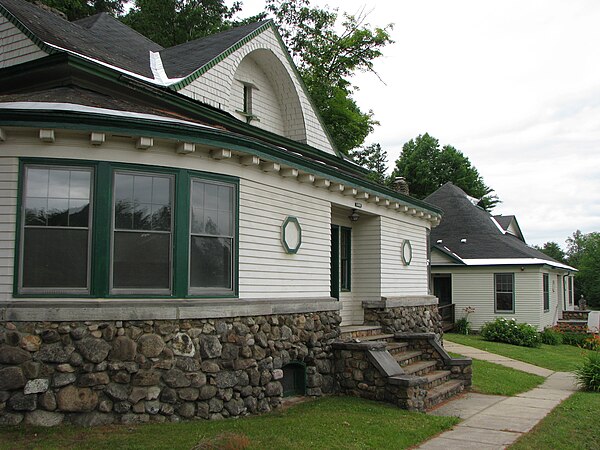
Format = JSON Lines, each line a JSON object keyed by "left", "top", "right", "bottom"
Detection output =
{"left": 433, "top": 274, "right": 452, "bottom": 322}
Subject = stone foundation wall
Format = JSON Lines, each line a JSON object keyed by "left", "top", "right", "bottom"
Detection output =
{"left": 364, "top": 305, "right": 442, "bottom": 336}
{"left": 0, "top": 311, "right": 341, "bottom": 426}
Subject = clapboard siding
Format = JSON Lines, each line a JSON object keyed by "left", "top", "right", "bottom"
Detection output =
{"left": 0, "top": 15, "right": 47, "bottom": 69}
{"left": 431, "top": 248, "right": 460, "bottom": 265}
{"left": 238, "top": 177, "right": 330, "bottom": 298}
{"left": 0, "top": 158, "right": 18, "bottom": 298}
{"left": 436, "top": 266, "right": 567, "bottom": 331}
{"left": 380, "top": 216, "right": 428, "bottom": 296}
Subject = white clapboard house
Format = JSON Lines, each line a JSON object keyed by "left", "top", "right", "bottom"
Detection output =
{"left": 426, "top": 183, "right": 577, "bottom": 331}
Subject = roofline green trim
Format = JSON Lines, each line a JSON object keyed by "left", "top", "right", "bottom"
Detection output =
{"left": 0, "top": 109, "right": 442, "bottom": 216}
{"left": 0, "top": 3, "right": 56, "bottom": 55}
{"left": 169, "top": 21, "right": 274, "bottom": 90}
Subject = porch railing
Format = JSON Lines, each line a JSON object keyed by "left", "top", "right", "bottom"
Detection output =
{"left": 438, "top": 304, "right": 455, "bottom": 324}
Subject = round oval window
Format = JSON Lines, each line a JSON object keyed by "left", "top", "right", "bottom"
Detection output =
{"left": 401, "top": 240, "right": 412, "bottom": 266}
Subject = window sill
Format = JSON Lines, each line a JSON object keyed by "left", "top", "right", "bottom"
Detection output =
{"left": 0, "top": 297, "right": 341, "bottom": 322}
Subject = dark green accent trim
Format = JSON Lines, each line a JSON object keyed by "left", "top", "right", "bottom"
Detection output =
{"left": 0, "top": 3, "right": 56, "bottom": 56}
{"left": 401, "top": 240, "right": 413, "bottom": 266}
{"left": 281, "top": 216, "right": 302, "bottom": 254}
{"left": 94, "top": 162, "right": 111, "bottom": 297}
{"left": 340, "top": 226, "right": 351, "bottom": 292}
{"left": 13, "top": 157, "right": 240, "bottom": 299}
{"left": 170, "top": 21, "right": 274, "bottom": 90}
{"left": 0, "top": 110, "right": 441, "bottom": 216}
{"left": 330, "top": 225, "right": 339, "bottom": 300}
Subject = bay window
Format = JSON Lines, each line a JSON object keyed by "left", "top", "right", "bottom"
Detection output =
{"left": 17, "top": 160, "right": 237, "bottom": 298}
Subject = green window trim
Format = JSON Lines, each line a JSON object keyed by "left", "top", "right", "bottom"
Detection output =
{"left": 494, "top": 273, "right": 515, "bottom": 313}
{"left": 543, "top": 273, "right": 550, "bottom": 312}
{"left": 14, "top": 158, "right": 239, "bottom": 299}
{"left": 340, "top": 226, "right": 351, "bottom": 292}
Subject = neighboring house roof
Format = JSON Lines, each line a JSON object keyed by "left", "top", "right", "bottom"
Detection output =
{"left": 425, "top": 182, "right": 576, "bottom": 271}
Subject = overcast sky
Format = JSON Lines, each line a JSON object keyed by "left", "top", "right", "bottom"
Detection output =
{"left": 236, "top": 0, "right": 600, "bottom": 248}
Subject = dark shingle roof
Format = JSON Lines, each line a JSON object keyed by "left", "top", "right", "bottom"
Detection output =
{"left": 160, "top": 20, "right": 272, "bottom": 79}
{"left": 425, "top": 182, "right": 558, "bottom": 263}
{"left": 0, "top": 0, "right": 161, "bottom": 78}
{"left": 0, "top": 0, "right": 270, "bottom": 82}
{"left": 493, "top": 215, "right": 515, "bottom": 231}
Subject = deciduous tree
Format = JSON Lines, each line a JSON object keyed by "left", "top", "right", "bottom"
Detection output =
{"left": 534, "top": 241, "right": 567, "bottom": 263}
{"left": 566, "top": 230, "right": 600, "bottom": 307}
{"left": 392, "top": 133, "right": 499, "bottom": 210}
{"left": 28, "top": 0, "right": 126, "bottom": 20}
{"left": 350, "top": 143, "right": 388, "bottom": 185}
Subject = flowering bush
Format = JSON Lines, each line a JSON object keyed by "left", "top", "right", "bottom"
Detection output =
{"left": 575, "top": 351, "right": 600, "bottom": 392}
{"left": 454, "top": 306, "right": 475, "bottom": 335}
{"left": 480, "top": 318, "right": 541, "bottom": 348}
{"left": 583, "top": 334, "right": 600, "bottom": 351}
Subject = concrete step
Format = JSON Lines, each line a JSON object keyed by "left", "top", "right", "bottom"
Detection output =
{"left": 402, "top": 359, "right": 438, "bottom": 376}
{"left": 423, "top": 370, "right": 452, "bottom": 389}
{"left": 339, "top": 325, "right": 383, "bottom": 340}
{"left": 385, "top": 341, "right": 409, "bottom": 355}
{"left": 394, "top": 350, "right": 423, "bottom": 366}
{"left": 425, "top": 379, "right": 464, "bottom": 409}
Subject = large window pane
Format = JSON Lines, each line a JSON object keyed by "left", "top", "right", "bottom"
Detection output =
{"left": 190, "top": 236, "right": 232, "bottom": 289}
{"left": 190, "top": 180, "right": 234, "bottom": 292}
{"left": 21, "top": 166, "right": 92, "bottom": 292}
{"left": 22, "top": 228, "right": 88, "bottom": 288}
{"left": 112, "top": 172, "right": 173, "bottom": 292}
{"left": 113, "top": 232, "right": 170, "bottom": 290}
{"left": 495, "top": 273, "right": 514, "bottom": 312}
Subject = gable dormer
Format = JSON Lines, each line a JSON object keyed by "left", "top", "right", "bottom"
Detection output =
{"left": 166, "top": 22, "right": 336, "bottom": 156}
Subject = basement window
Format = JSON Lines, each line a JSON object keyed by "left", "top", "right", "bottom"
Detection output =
{"left": 282, "top": 362, "right": 306, "bottom": 397}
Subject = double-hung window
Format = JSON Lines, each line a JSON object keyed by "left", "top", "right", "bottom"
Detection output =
{"left": 112, "top": 172, "right": 173, "bottom": 294}
{"left": 17, "top": 160, "right": 237, "bottom": 298}
{"left": 494, "top": 273, "right": 514, "bottom": 313}
{"left": 20, "top": 166, "right": 93, "bottom": 294}
{"left": 340, "top": 227, "right": 351, "bottom": 291}
{"left": 190, "top": 179, "right": 234, "bottom": 293}
{"left": 543, "top": 273, "right": 550, "bottom": 312}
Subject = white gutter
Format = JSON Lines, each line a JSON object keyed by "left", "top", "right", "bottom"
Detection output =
{"left": 0, "top": 102, "right": 217, "bottom": 130}
{"left": 461, "top": 258, "right": 577, "bottom": 271}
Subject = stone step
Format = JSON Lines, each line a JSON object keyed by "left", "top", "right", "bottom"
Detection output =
{"left": 385, "top": 341, "right": 409, "bottom": 355}
{"left": 423, "top": 370, "right": 452, "bottom": 389}
{"left": 358, "top": 333, "right": 395, "bottom": 343}
{"left": 402, "top": 359, "right": 438, "bottom": 376}
{"left": 339, "top": 325, "right": 383, "bottom": 340}
{"left": 425, "top": 379, "right": 465, "bottom": 409}
{"left": 394, "top": 350, "right": 423, "bottom": 366}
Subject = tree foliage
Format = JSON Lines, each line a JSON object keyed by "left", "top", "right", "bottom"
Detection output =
{"left": 122, "top": 0, "right": 245, "bottom": 48}
{"left": 350, "top": 143, "right": 388, "bottom": 185}
{"left": 534, "top": 241, "right": 567, "bottom": 263}
{"left": 392, "top": 133, "right": 499, "bottom": 211}
{"left": 566, "top": 230, "right": 600, "bottom": 307}
{"left": 265, "top": 0, "right": 393, "bottom": 154}
{"left": 27, "top": 0, "right": 126, "bottom": 20}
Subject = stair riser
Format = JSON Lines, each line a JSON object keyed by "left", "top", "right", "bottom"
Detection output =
{"left": 424, "top": 374, "right": 452, "bottom": 390}
{"left": 406, "top": 366, "right": 438, "bottom": 377}
{"left": 397, "top": 355, "right": 423, "bottom": 367}
{"left": 426, "top": 383, "right": 464, "bottom": 409}
{"left": 387, "top": 346, "right": 409, "bottom": 356}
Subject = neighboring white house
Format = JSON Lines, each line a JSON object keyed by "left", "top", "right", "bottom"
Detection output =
{"left": 426, "top": 183, "right": 577, "bottom": 331}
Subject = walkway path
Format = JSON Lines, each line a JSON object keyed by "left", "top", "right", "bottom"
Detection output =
{"left": 416, "top": 342, "right": 578, "bottom": 449}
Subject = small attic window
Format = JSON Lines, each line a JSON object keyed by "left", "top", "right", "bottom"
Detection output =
{"left": 236, "top": 80, "right": 260, "bottom": 124}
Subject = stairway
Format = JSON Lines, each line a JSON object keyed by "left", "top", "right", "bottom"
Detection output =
{"left": 339, "top": 325, "right": 468, "bottom": 410}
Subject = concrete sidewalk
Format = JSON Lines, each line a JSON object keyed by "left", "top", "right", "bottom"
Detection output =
{"left": 443, "top": 341, "right": 554, "bottom": 377}
{"left": 416, "top": 343, "right": 578, "bottom": 449}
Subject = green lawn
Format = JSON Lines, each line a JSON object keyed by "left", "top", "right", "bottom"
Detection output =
{"left": 0, "top": 396, "right": 459, "bottom": 450}
{"left": 466, "top": 358, "right": 545, "bottom": 396}
{"left": 510, "top": 391, "right": 600, "bottom": 450}
{"left": 445, "top": 333, "right": 590, "bottom": 371}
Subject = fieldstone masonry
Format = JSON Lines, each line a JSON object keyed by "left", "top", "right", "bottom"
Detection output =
{"left": 363, "top": 298, "right": 443, "bottom": 337}
{"left": 0, "top": 312, "right": 341, "bottom": 426}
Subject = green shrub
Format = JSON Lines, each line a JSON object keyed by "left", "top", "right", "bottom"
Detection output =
{"left": 560, "top": 332, "right": 594, "bottom": 347}
{"left": 480, "top": 318, "right": 541, "bottom": 348}
{"left": 454, "top": 317, "right": 471, "bottom": 335}
{"left": 575, "top": 351, "right": 600, "bottom": 392}
{"left": 540, "top": 327, "right": 563, "bottom": 346}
